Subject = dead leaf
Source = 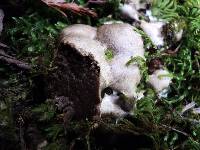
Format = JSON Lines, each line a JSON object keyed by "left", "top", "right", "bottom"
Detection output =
{"left": 41, "top": 0, "right": 97, "bottom": 18}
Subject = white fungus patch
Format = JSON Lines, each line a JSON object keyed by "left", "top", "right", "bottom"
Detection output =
{"left": 97, "top": 23, "right": 144, "bottom": 98}
{"left": 61, "top": 35, "right": 113, "bottom": 92}
{"left": 120, "top": 0, "right": 153, "bottom": 22}
{"left": 37, "top": 140, "right": 48, "bottom": 150}
{"left": 60, "top": 23, "right": 145, "bottom": 101}
{"left": 60, "top": 24, "right": 97, "bottom": 40}
{"left": 158, "top": 88, "right": 170, "bottom": 98}
{"left": 100, "top": 90, "right": 127, "bottom": 117}
{"left": 109, "top": 54, "right": 141, "bottom": 98}
{"left": 120, "top": 4, "right": 140, "bottom": 21}
{"left": 119, "top": 1, "right": 167, "bottom": 47}
{"left": 59, "top": 19, "right": 177, "bottom": 117}
{"left": 145, "top": 10, "right": 159, "bottom": 22}
{"left": 103, "top": 20, "right": 123, "bottom": 25}
{"left": 148, "top": 69, "right": 172, "bottom": 92}
{"left": 180, "top": 102, "right": 200, "bottom": 115}
{"left": 181, "top": 102, "right": 196, "bottom": 115}
{"left": 175, "top": 29, "right": 183, "bottom": 41}
{"left": 140, "top": 20, "right": 165, "bottom": 46}
{"left": 135, "top": 90, "right": 145, "bottom": 100}
{"left": 173, "top": 22, "right": 184, "bottom": 42}
{"left": 124, "top": 0, "right": 150, "bottom": 10}
{"left": 192, "top": 107, "right": 200, "bottom": 114}
{"left": 97, "top": 23, "right": 144, "bottom": 56}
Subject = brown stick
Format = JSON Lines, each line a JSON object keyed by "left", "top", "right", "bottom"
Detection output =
{"left": 88, "top": 0, "right": 106, "bottom": 4}
{"left": 41, "top": 0, "right": 97, "bottom": 18}
{"left": 0, "top": 42, "right": 9, "bottom": 49}
{"left": 160, "top": 124, "right": 189, "bottom": 137}
{"left": 162, "top": 43, "right": 182, "bottom": 55}
{"left": 0, "top": 49, "right": 31, "bottom": 70}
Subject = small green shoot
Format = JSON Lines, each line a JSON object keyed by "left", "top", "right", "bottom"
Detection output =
{"left": 104, "top": 49, "right": 114, "bottom": 61}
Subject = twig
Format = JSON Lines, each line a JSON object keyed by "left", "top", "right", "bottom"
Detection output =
{"left": 0, "top": 49, "right": 15, "bottom": 59}
{"left": 18, "top": 115, "right": 26, "bottom": 150}
{"left": 0, "top": 42, "right": 9, "bottom": 49}
{"left": 162, "top": 43, "right": 182, "bottom": 55}
{"left": 87, "top": 0, "right": 106, "bottom": 4}
{"left": 0, "top": 49, "right": 31, "bottom": 70}
{"left": 160, "top": 124, "right": 189, "bottom": 137}
{"left": 180, "top": 116, "right": 200, "bottom": 125}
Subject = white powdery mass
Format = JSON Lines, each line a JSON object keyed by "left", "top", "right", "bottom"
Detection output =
{"left": 100, "top": 92, "right": 127, "bottom": 117}
{"left": 181, "top": 102, "right": 196, "bottom": 115}
{"left": 109, "top": 53, "right": 141, "bottom": 98}
{"left": 140, "top": 20, "right": 165, "bottom": 46}
{"left": 148, "top": 69, "right": 172, "bottom": 92}
{"left": 120, "top": 4, "right": 139, "bottom": 21}
{"left": 193, "top": 107, "right": 200, "bottom": 114}
{"left": 145, "top": 10, "right": 159, "bottom": 22}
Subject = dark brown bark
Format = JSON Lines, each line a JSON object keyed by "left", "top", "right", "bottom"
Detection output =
{"left": 48, "top": 43, "right": 101, "bottom": 120}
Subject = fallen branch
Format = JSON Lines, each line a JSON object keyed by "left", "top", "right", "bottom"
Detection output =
{"left": 0, "top": 49, "right": 31, "bottom": 70}
{"left": 160, "top": 124, "right": 189, "bottom": 137}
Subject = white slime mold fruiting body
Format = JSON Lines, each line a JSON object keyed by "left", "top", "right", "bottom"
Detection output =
{"left": 109, "top": 54, "right": 141, "bottom": 98}
{"left": 120, "top": 4, "right": 139, "bottom": 21}
{"left": 100, "top": 91, "right": 127, "bottom": 117}
{"left": 148, "top": 69, "right": 172, "bottom": 92}
{"left": 175, "top": 29, "right": 183, "bottom": 41}
{"left": 60, "top": 24, "right": 97, "bottom": 40}
{"left": 60, "top": 23, "right": 145, "bottom": 117}
{"left": 145, "top": 10, "right": 159, "bottom": 22}
{"left": 97, "top": 24, "right": 144, "bottom": 98}
{"left": 97, "top": 24, "right": 144, "bottom": 57}
{"left": 140, "top": 20, "right": 165, "bottom": 46}
{"left": 181, "top": 102, "right": 196, "bottom": 115}
{"left": 124, "top": 0, "right": 151, "bottom": 10}
{"left": 61, "top": 35, "right": 113, "bottom": 92}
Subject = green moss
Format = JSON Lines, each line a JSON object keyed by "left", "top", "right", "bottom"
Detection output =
{"left": 6, "top": 13, "right": 67, "bottom": 66}
{"left": 104, "top": 48, "right": 114, "bottom": 61}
